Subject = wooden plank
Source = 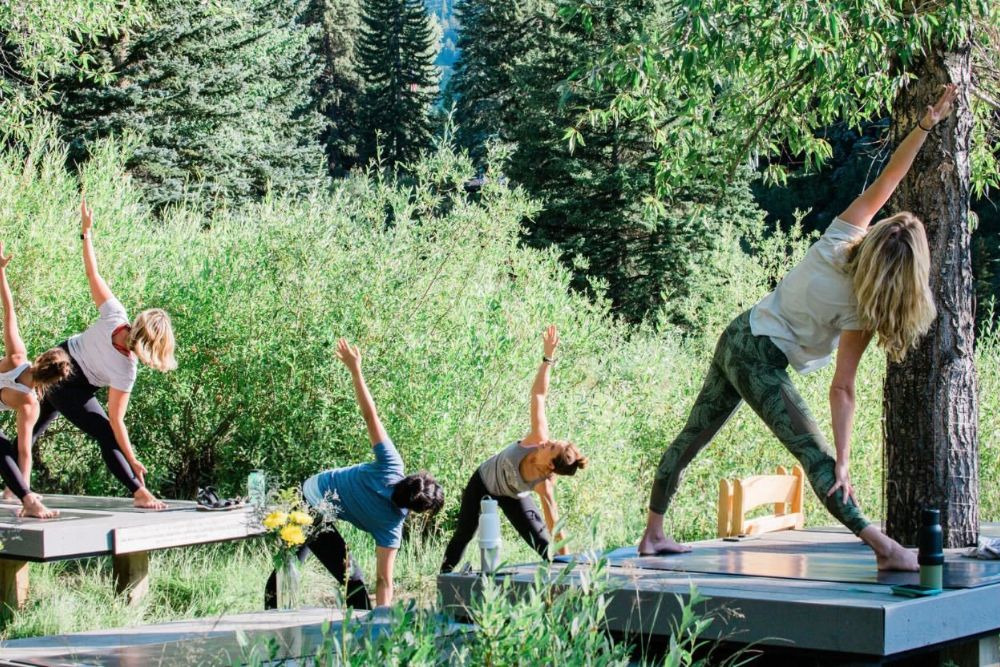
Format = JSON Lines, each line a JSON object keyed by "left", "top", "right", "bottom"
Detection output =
{"left": 0, "top": 560, "right": 28, "bottom": 613}
{"left": 112, "top": 510, "right": 260, "bottom": 554}
{"left": 112, "top": 552, "right": 149, "bottom": 605}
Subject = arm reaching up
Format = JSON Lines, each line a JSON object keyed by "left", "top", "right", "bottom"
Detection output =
{"left": 0, "top": 243, "right": 28, "bottom": 362}
{"left": 839, "top": 84, "right": 957, "bottom": 229}
{"left": 524, "top": 325, "right": 559, "bottom": 445}
{"left": 79, "top": 198, "right": 115, "bottom": 309}
{"left": 336, "top": 339, "right": 389, "bottom": 446}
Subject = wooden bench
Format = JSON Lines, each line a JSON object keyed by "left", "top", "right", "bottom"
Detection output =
{"left": 717, "top": 464, "right": 805, "bottom": 538}
{"left": 0, "top": 495, "right": 263, "bottom": 613}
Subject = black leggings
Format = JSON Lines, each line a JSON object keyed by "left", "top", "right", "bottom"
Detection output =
{"left": 28, "top": 344, "right": 142, "bottom": 495}
{"left": 0, "top": 427, "right": 31, "bottom": 499}
{"left": 264, "top": 521, "right": 371, "bottom": 610}
{"left": 440, "top": 470, "right": 551, "bottom": 573}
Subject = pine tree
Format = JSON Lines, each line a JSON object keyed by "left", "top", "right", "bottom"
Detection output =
{"left": 447, "top": 0, "right": 523, "bottom": 162}
{"left": 57, "top": 0, "right": 326, "bottom": 209}
{"left": 305, "top": 0, "right": 365, "bottom": 176}
{"left": 356, "top": 0, "right": 439, "bottom": 166}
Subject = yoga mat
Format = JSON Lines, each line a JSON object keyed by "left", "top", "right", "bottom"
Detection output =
{"left": 601, "top": 542, "right": 1000, "bottom": 589}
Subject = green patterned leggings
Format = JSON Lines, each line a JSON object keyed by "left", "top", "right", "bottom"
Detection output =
{"left": 649, "top": 310, "right": 870, "bottom": 535}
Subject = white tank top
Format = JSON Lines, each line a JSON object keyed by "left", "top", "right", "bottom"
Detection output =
{"left": 0, "top": 362, "right": 32, "bottom": 411}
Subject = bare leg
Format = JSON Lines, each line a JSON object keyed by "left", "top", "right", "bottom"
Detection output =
{"left": 860, "top": 526, "right": 918, "bottom": 571}
{"left": 638, "top": 510, "right": 692, "bottom": 555}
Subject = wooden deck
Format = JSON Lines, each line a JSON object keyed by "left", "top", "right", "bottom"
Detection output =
{"left": 438, "top": 524, "right": 1000, "bottom": 664}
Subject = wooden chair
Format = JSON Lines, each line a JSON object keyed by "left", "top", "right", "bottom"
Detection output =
{"left": 717, "top": 465, "right": 805, "bottom": 538}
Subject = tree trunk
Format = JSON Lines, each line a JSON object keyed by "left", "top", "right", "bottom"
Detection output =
{"left": 883, "top": 42, "right": 978, "bottom": 548}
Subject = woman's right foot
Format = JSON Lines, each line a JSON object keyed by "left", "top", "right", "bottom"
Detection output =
{"left": 2, "top": 488, "right": 17, "bottom": 502}
{"left": 876, "top": 543, "right": 918, "bottom": 571}
{"left": 134, "top": 487, "right": 167, "bottom": 510}
{"left": 637, "top": 533, "right": 692, "bottom": 556}
{"left": 19, "top": 493, "right": 59, "bottom": 519}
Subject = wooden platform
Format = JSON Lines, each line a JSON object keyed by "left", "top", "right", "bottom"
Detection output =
{"left": 438, "top": 525, "right": 1000, "bottom": 664}
{"left": 0, "top": 608, "right": 342, "bottom": 664}
{"left": 0, "top": 495, "right": 263, "bottom": 609}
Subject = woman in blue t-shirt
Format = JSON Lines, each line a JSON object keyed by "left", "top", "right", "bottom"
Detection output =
{"left": 638, "top": 85, "right": 957, "bottom": 571}
{"left": 440, "top": 326, "right": 588, "bottom": 573}
{"left": 265, "top": 339, "right": 444, "bottom": 609}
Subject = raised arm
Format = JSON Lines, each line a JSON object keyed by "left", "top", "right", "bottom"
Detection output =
{"left": 0, "top": 243, "right": 28, "bottom": 361}
{"left": 523, "top": 325, "right": 559, "bottom": 445}
{"left": 839, "top": 84, "right": 957, "bottom": 229}
{"left": 826, "top": 329, "right": 873, "bottom": 506}
{"left": 79, "top": 198, "right": 115, "bottom": 309}
{"left": 336, "top": 339, "right": 389, "bottom": 446}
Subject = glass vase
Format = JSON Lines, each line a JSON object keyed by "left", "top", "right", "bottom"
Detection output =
{"left": 275, "top": 555, "right": 302, "bottom": 610}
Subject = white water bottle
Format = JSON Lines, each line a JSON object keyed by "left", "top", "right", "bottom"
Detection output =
{"left": 479, "top": 498, "right": 502, "bottom": 574}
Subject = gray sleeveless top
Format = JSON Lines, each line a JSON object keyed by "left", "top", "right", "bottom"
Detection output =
{"left": 478, "top": 441, "right": 550, "bottom": 498}
{"left": 0, "top": 363, "right": 32, "bottom": 411}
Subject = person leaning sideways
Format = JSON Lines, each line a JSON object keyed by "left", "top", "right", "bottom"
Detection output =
{"left": 638, "top": 85, "right": 959, "bottom": 571}
{"left": 31, "top": 198, "right": 176, "bottom": 510}
{"left": 0, "top": 243, "right": 72, "bottom": 519}
{"left": 265, "top": 339, "right": 444, "bottom": 610}
{"left": 440, "top": 325, "right": 588, "bottom": 573}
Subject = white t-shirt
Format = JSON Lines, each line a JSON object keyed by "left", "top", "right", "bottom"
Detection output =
{"left": 750, "top": 218, "right": 867, "bottom": 374}
{"left": 67, "top": 298, "right": 138, "bottom": 392}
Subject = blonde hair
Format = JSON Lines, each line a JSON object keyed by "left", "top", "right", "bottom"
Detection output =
{"left": 844, "top": 212, "right": 936, "bottom": 363}
{"left": 128, "top": 309, "right": 177, "bottom": 372}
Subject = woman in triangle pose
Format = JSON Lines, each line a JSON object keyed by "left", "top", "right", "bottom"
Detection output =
{"left": 0, "top": 243, "right": 72, "bottom": 518}
{"left": 638, "top": 85, "right": 958, "bottom": 570}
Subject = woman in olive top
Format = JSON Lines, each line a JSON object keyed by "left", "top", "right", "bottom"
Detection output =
{"left": 441, "top": 326, "right": 588, "bottom": 572}
{"left": 266, "top": 339, "right": 444, "bottom": 609}
{"left": 31, "top": 199, "right": 177, "bottom": 510}
{"left": 0, "top": 243, "right": 72, "bottom": 518}
{"left": 638, "top": 85, "right": 958, "bottom": 571}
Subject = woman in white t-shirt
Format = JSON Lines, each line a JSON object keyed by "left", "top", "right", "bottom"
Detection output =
{"left": 638, "top": 85, "right": 957, "bottom": 571}
{"left": 31, "top": 199, "right": 177, "bottom": 510}
{"left": 0, "top": 244, "right": 73, "bottom": 518}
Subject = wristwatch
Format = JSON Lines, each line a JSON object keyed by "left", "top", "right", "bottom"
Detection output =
{"left": 543, "top": 355, "right": 557, "bottom": 365}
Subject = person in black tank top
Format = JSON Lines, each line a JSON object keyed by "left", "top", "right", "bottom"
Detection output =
{"left": 441, "top": 326, "right": 589, "bottom": 573}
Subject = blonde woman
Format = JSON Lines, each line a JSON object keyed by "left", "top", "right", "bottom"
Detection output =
{"left": 639, "top": 85, "right": 958, "bottom": 571}
{"left": 440, "top": 326, "right": 588, "bottom": 572}
{"left": 0, "top": 243, "right": 72, "bottom": 518}
{"left": 31, "top": 199, "right": 177, "bottom": 510}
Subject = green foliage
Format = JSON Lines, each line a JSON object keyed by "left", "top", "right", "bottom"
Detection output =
{"left": 306, "top": 0, "right": 366, "bottom": 176}
{"left": 357, "top": 0, "right": 440, "bottom": 166}
{"left": 0, "top": 0, "right": 148, "bottom": 141}
{"left": 564, "top": 0, "right": 998, "bottom": 199}
{"left": 55, "top": 0, "right": 326, "bottom": 209}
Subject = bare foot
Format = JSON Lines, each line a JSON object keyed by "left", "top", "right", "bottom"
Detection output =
{"left": 2, "top": 488, "right": 17, "bottom": 502}
{"left": 17, "top": 493, "right": 59, "bottom": 519}
{"left": 638, "top": 533, "right": 692, "bottom": 556}
{"left": 134, "top": 487, "right": 167, "bottom": 510}
{"left": 876, "top": 544, "right": 918, "bottom": 571}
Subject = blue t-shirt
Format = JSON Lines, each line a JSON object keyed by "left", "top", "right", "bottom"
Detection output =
{"left": 302, "top": 441, "right": 408, "bottom": 548}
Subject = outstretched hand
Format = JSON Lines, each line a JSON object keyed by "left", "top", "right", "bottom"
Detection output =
{"left": 336, "top": 338, "right": 362, "bottom": 371}
{"left": 542, "top": 325, "right": 560, "bottom": 358}
{"left": 81, "top": 197, "right": 94, "bottom": 236}
{"left": 0, "top": 242, "right": 11, "bottom": 270}
{"left": 920, "top": 83, "right": 958, "bottom": 129}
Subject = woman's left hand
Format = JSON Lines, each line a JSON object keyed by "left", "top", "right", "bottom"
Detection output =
{"left": 920, "top": 83, "right": 958, "bottom": 129}
{"left": 827, "top": 460, "right": 858, "bottom": 507}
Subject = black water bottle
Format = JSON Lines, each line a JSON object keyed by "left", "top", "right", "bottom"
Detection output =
{"left": 918, "top": 508, "right": 944, "bottom": 590}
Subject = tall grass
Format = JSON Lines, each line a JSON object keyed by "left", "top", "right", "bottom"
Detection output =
{"left": 0, "top": 129, "right": 997, "bottom": 641}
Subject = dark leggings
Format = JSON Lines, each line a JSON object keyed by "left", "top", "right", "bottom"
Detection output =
{"left": 649, "top": 311, "right": 870, "bottom": 535}
{"left": 29, "top": 344, "right": 142, "bottom": 495}
{"left": 440, "top": 469, "right": 551, "bottom": 573}
{"left": 264, "top": 522, "right": 371, "bottom": 610}
{"left": 0, "top": 427, "right": 30, "bottom": 499}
